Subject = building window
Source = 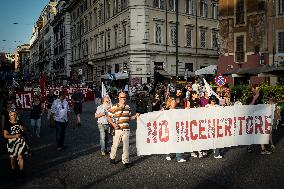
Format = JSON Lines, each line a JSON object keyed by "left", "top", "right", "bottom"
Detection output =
{"left": 114, "top": 0, "right": 119, "bottom": 15}
{"left": 121, "top": 0, "right": 128, "bottom": 10}
{"left": 106, "top": 0, "right": 111, "bottom": 19}
{"left": 93, "top": 8, "right": 97, "bottom": 26}
{"left": 169, "top": 0, "right": 176, "bottom": 11}
{"left": 279, "top": 0, "right": 284, "bottom": 15}
{"left": 115, "top": 64, "right": 120, "bottom": 73}
{"left": 200, "top": 0, "right": 208, "bottom": 17}
{"left": 278, "top": 32, "right": 284, "bottom": 53}
{"left": 101, "top": 66, "right": 105, "bottom": 75}
{"left": 170, "top": 26, "right": 176, "bottom": 46}
{"left": 114, "top": 26, "right": 118, "bottom": 48}
{"left": 185, "top": 63, "right": 193, "bottom": 72}
{"left": 107, "top": 30, "right": 111, "bottom": 50}
{"left": 89, "top": 12, "right": 92, "bottom": 29}
{"left": 185, "top": 28, "right": 192, "bottom": 47}
{"left": 94, "top": 36, "right": 98, "bottom": 54}
{"left": 235, "top": 35, "right": 245, "bottom": 62}
{"left": 123, "top": 24, "right": 127, "bottom": 45}
{"left": 235, "top": 0, "right": 245, "bottom": 25}
{"left": 200, "top": 30, "right": 206, "bottom": 48}
{"left": 185, "top": 0, "right": 195, "bottom": 15}
{"left": 98, "top": 5, "right": 103, "bottom": 24}
{"left": 153, "top": 0, "right": 165, "bottom": 9}
{"left": 212, "top": 3, "right": 218, "bottom": 19}
{"left": 155, "top": 24, "right": 162, "bottom": 44}
{"left": 90, "top": 38, "right": 93, "bottom": 54}
{"left": 85, "top": 18, "right": 88, "bottom": 33}
{"left": 212, "top": 31, "right": 218, "bottom": 49}
{"left": 100, "top": 34, "right": 104, "bottom": 52}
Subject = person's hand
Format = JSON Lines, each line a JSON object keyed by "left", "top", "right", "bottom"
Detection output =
{"left": 136, "top": 113, "right": 140, "bottom": 118}
{"left": 15, "top": 134, "right": 21, "bottom": 139}
{"left": 113, "top": 123, "right": 120, "bottom": 130}
{"left": 253, "top": 90, "right": 260, "bottom": 99}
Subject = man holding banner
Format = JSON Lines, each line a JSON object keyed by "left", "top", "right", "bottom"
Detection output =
{"left": 107, "top": 92, "right": 139, "bottom": 168}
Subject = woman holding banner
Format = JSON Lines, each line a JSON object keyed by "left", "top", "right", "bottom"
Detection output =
{"left": 164, "top": 97, "right": 187, "bottom": 163}
{"left": 205, "top": 96, "right": 223, "bottom": 159}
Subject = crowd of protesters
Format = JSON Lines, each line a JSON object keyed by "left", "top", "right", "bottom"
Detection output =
{"left": 1, "top": 76, "right": 284, "bottom": 179}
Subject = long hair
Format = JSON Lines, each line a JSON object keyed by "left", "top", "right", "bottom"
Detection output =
{"left": 165, "top": 97, "right": 176, "bottom": 109}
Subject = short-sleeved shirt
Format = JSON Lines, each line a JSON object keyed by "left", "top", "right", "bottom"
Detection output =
{"left": 51, "top": 99, "right": 70, "bottom": 122}
{"left": 96, "top": 104, "right": 110, "bottom": 124}
{"left": 108, "top": 104, "right": 131, "bottom": 129}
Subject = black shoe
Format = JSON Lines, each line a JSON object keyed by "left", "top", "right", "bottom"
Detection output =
{"left": 77, "top": 123, "right": 81, "bottom": 127}
{"left": 247, "top": 146, "right": 252, "bottom": 153}
{"left": 123, "top": 163, "right": 131, "bottom": 168}
{"left": 110, "top": 158, "right": 116, "bottom": 164}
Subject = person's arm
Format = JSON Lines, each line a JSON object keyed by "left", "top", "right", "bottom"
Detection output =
{"left": 95, "top": 107, "right": 106, "bottom": 118}
{"left": 3, "top": 130, "right": 21, "bottom": 139}
{"left": 130, "top": 113, "right": 140, "bottom": 120}
{"left": 249, "top": 91, "right": 260, "bottom": 105}
{"left": 107, "top": 116, "right": 119, "bottom": 129}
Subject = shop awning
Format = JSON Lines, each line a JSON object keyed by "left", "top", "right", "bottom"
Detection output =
{"left": 101, "top": 72, "right": 129, "bottom": 80}
{"left": 223, "top": 65, "right": 275, "bottom": 77}
{"left": 195, "top": 65, "right": 217, "bottom": 75}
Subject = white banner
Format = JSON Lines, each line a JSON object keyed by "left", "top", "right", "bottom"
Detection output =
{"left": 136, "top": 105, "right": 275, "bottom": 156}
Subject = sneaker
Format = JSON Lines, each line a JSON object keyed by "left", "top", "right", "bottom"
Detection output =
{"left": 214, "top": 155, "right": 223, "bottom": 159}
{"left": 191, "top": 152, "right": 198, "bottom": 158}
{"left": 166, "top": 156, "right": 171, "bottom": 161}
{"left": 177, "top": 159, "right": 186, "bottom": 163}
{"left": 247, "top": 146, "right": 252, "bottom": 153}
{"left": 123, "top": 163, "right": 131, "bottom": 168}
{"left": 101, "top": 151, "right": 106, "bottom": 156}
{"left": 202, "top": 151, "right": 208, "bottom": 156}
{"left": 260, "top": 150, "right": 272, "bottom": 155}
{"left": 110, "top": 158, "right": 116, "bottom": 164}
{"left": 198, "top": 152, "right": 203, "bottom": 158}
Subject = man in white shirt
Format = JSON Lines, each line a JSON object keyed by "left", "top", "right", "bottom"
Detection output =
{"left": 95, "top": 96, "right": 111, "bottom": 156}
{"left": 51, "top": 91, "right": 71, "bottom": 151}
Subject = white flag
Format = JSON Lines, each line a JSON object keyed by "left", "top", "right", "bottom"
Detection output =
{"left": 203, "top": 78, "right": 221, "bottom": 101}
{"left": 101, "top": 82, "right": 108, "bottom": 98}
{"left": 101, "top": 82, "right": 112, "bottom": 105}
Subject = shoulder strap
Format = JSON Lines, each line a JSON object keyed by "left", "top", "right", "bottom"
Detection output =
{"left": 116, "top": 104, "right": 126, "bottom": 122}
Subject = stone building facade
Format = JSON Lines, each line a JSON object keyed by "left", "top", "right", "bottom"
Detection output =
{"left": 51, "top": 0, "right": 72, "bottom": 83}
{"left": 29, "top": 0, "right": 58, "bottom": 78}
{"left": 66, "top": 0, "right": 219, "bottom": 84}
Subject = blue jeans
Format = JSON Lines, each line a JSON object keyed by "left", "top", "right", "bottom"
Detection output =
{"left": 55, "top": 121, "right": 67, "bottom": 148}
{"left": 98, "top": 124, "right": 110, "bottom": 152}
{"left": 167, "top": 153, "right": 183, "bottom": 161}
{"left": 30, "top": 118, "right": 41, "bottom": 136}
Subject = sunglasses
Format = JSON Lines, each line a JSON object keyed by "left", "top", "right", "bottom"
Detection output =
{"left": 119, "top": 97, "right": 126, "bottom": 99}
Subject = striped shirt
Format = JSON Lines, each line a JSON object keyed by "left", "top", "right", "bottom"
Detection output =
{"left": 108, "top": 103, "right": 131, "bottom": 129}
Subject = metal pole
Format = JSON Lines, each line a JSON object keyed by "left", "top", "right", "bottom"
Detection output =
{"left": 175, "top": 0, "right": 179, "bottom": 77}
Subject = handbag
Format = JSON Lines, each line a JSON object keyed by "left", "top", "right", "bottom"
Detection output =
{"left": 110, "top": 104, "right": 126, "bottom": 136}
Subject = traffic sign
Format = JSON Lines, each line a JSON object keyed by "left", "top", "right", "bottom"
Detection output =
{"left": 215, "top": 74, "right": 227, "bottom": 87}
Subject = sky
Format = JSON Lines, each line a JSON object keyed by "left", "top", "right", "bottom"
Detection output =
{"left": 0, "top": 0, "right": 49, "bottom": 53}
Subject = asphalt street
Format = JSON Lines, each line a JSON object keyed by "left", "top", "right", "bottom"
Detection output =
{"left": 1, "top": 100, "right": 284, "bottom": 189}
